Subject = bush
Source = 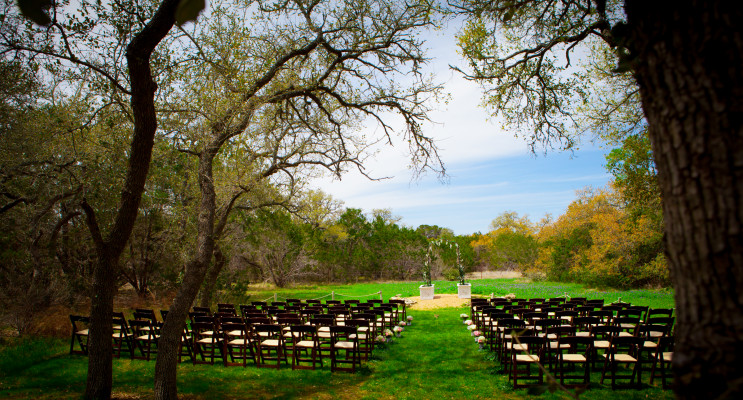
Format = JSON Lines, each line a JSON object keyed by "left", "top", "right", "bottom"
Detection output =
{"left": 442, "top": 267, "right": 460, "bottom": 281}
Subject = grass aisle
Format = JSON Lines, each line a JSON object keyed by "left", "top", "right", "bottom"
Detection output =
{"left": 358, "top": 307, "right": 516, "bottom": 400}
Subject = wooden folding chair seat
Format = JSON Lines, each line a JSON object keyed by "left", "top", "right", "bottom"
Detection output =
{"left": 601, "top": 336, "right": 644, "bottom": 389}
{"left": 310, "top": 314, "right": 335, "bottom": 359}
{"left": 345, "top": 318, "right": 372, "bottom": 361}
{"left": 497, "top": 318, "right": 527, "bottom": 364}
{"left": 129, "top": 318, "right": 159, "bottom": 361}
{"left": 589, "top": 324, "right": 619, "bottom": 368}
{"left": 112, "top": 312, "right": 134, "bottom": 359}
{"left": 613, "top": 316, "right": 641, "bottom": 336}
{"left": 330, "top": 325, "right": 361, "bottom": 373}
{"left": 254, "top": 324, "right": 287, "bottom": 368}
{"left": 222, "top": 322, "right": 255, "bottom": 367}
{"left": 389, "top": 299, "right": 407, "bottom": 321}
{"left": 289, "top": 325, "right": 322, "bottom": 370}
{"left": 650, "top": 335, "right": 674, "bottom": 389}
{"left": 192, "top": 320, "right": 223, "bottom": 365}
{"left": 544, "top": 325, "right": 575, "bottom": 371}
{"left": 555, "top": 336, "right": 592, "bottom": 388}
{"left": 637, "top": 324, "right": 671, "bottom": 373}
{"left": 69, "top": 315, "right": 90, "bottom": 355}
{"left": 511, "top": 335, "right": 546, "bottom": 389}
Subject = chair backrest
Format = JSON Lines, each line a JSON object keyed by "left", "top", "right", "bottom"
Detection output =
{"left": 221, "top": 322, "right": 248, "bottom": 340}
{"left": 548, "top": 297, "right": 566, "bottom": 304}
{"left": 646, "top": 308, "right": 674, "bottom": 320}
{"left": 344, "top": 318, "right": 369, "bottom": 329}
{"left": 251, "top": 301, "right": 267, "bottom": 309}
{"left": 289, "top": 324, "right": 318, "bottom": 342}
{"left": 558, "top": 335, "right": 593, "bottom": 350}
{"left": 513, "top": 335, "right": 545, "bottom": 355}
{"left": 547, "top": 325, "right": 576, "bottom": 338}
{"left": 608, "top": 335, "right": 644, "bottom": 356}
{"left": 191, "top": 321, "right": 216, "bottom": 341}
{"left": 637, "top": 323, "right": 671, "bottom": 339}
{"left": 192, "top": 306, "right": 211, "bottom": 315}
{"left": 585, "top": 299, "right": 605, "bottom": 308}
{"left": 135, "top": 309, "right": 156, "bottom": 320}
{"left": 112, "top": 312, "right": 130, "bottom": 333}
{"left": 70, "top": 315, "right": 90, "bottom": 331}
{"left": 310, "top": 315, "right": 335, "bottom": 327}
{"left": 221, "top": 316, "right": 244, "bottom": 325}
{"left": 253, "top": 324, "right": 282, "bottom": 338}
{"left": 129, "top": 319, "right": 155, "bottom": 338}
{"left": 217, "top": 303, "right": 235, "bottom": 315}
{"left": 329, "top": 325, "right": 357, "bottom": 341}
{"left": 277, "top": 316, "right": 302, "bottom": 327}
{"left": 499, "top": 318, "right": 527, "bottom": 335}
{"left": 646, "top": 316, "right": 675, "bottom": 328}
{"left": 590, "top": 324, "right": 620, "bottom": 339}
{"left": 589, "top": 309, "right": 614, "bottom": 324}
{"left": 246, "top": 316, "right": 272, "bottom": 326}
{"left": 573, "top": 316, "right": 601, "bottom": 332}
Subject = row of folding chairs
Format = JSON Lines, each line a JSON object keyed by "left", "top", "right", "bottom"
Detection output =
{"left": 70, "top": 303, "right": 406, "bottom": 372}
{"left": 191, "top": 299, "right": 407, "bottom": 321}
{"left": 502, "top": 329, "right": 674, "bottom": 390}
{"left": 468, "top": 299, "right": 674, "bottom": 390}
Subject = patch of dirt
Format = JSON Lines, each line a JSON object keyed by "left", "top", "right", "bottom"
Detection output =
{"left": 407, "top": 294, "right": 472, "bottom": 310}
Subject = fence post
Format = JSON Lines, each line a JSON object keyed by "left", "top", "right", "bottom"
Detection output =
{"left": 332, "top": 291, "right": 335, "bottom": 301}
{"left": 379, "top": 291, "right": 383, "bottom": 300}
{"left": 274, "top": 293, "right": 277, "bottom": 302}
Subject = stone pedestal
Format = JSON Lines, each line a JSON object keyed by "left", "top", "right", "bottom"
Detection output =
{"left": 457, "top": 283, "right": 471, "bottom": 299}
{"left": 419, "top": 284, "right": 435, "bottom": 300}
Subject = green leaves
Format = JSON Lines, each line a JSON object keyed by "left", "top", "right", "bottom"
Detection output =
{"left": 16, "top": 0, "right": 52, "bottom": 26}
{"left": 175, "top": 0, "right": 206, "bottom": 26}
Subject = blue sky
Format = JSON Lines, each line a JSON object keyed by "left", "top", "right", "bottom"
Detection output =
{"left": 311, "top": 22, "right": 612, "bottom": 236}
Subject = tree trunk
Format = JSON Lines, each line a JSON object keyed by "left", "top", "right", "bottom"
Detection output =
{"left": 84, "top": 250, "right": 116, "bottom": 400}
{"left": 82, "top": 2, "right": 178, "bottom": 398}
{"left": 625, "top": 1, "right": 743, "bottom": 398}
{"left": 154, "top": 147, "right": 218, "bottom": 400}
{"left": 199, "top": 244, "right": 227, "bottom": 308}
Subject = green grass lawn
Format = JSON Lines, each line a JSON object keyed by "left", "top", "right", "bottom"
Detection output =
{"left": 0, "top": 280, "right": 675, "bottom": 399}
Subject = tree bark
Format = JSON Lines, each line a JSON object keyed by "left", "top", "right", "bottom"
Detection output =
{"left": 154, "top": 146, "right": 219, "bottom": 400}
{"left": 199, "top": 244, "right": 227, "bottom": 308}
{"left": 625, "top": 1, "right": 743, "bottom": 398}
{"left": 82, "top": 1, "right": 178, "bottom": 399}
